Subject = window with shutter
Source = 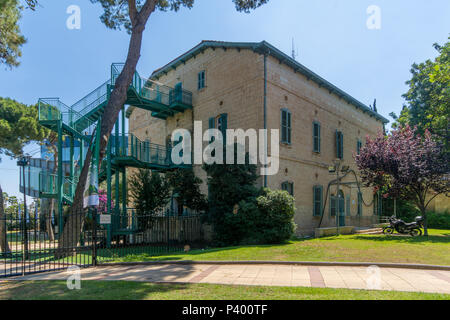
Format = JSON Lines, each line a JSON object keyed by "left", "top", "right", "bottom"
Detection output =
{"left": 357, "top": 139, "right": 362, "bottom": 155}
{"left": 219, "top": 113, "right": 227, "bottom": 142}
{"left": 330, "top": 196, "right": 337, "bottom": 216}
{"left": 313, "top": 185, "right": 323, "bottom": 216}
{"left": 282, "top": 181, "right": 294, "bottom": 196}
{"left": 335, "top": 130, "right": 343, "bottom": 159}
{"left": 281, "top": 109, "right": 292, "bottom": 144}
{"left": 313, "top": 122, "right": 321, "bottom": 153}
{"left": 198, "top": 70, "right": 206, "bottom": 90}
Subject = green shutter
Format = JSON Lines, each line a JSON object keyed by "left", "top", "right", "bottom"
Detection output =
{"left": 336, "top": 131, "right": 343, "bottom": 159}
{"left": 287, "top": 111, "right": 291, "bottom": 144}
{"left": 357, "top": 140, "right": 362, "bottom": 155}
{"left": 209, "top": 117, "right": 215, "bottom": 129}
{"left": 281, "top": 110, "right": 286, "bottom": 143}
{"left": 281, "top": 109, "right": 292, "bottom": 144}
{"left": 318, "top": 123, "right": 321, "bottom": 152}
{"left": 335, "top": 131, "right": 339, "bottom": 158}
{"left": 220, "top": 113, "right": 227, "bottom": 141}
{"left": 313, "top": 122, "right": 321, "bottom": 153}
{"left": 330, "top": 196, "right": 335, "bottom": 216}
{"left": 198, "top": 71, "right": 205, "bottom": 89}
{"left": 313, "top": 185, "right": 323, "bottom": 216}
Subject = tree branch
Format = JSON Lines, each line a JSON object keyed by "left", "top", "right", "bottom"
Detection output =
{"left": 424, "top": 191, "right": 443, "bottom": 209}
{"left": 138, "top": 0, "right": 158, "bottom": 23}
{"left": 128, "top": 0, "right": 137, "bottom": 23}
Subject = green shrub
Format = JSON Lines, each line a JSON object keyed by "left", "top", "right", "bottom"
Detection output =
{"left": 203, "top": 146, "right": 297, "bottom": 245}
{"left": 256, "top": 189, "right": 296, "bottom": 243}
{"left": 426, "top": 211, "right": 450, "bottom": 229}
{"left": 239, "top": 189, "right": 296, "bottom": 244}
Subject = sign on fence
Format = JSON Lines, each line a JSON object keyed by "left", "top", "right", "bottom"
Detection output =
{"left": 99, "top": 214, "right": 111, "bottom": 225}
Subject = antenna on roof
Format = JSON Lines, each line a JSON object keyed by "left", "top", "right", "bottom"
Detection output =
{"left": 291, "top": 38, "right": 298, "bottom": 60}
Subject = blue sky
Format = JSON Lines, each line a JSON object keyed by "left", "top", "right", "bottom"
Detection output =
{"left": 1, "top": 0, "right": 449, "bottom": 198}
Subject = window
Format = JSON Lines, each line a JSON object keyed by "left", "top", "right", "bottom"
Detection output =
{"left": 357, "top": 139, "right": 362, "bottom": 155}
{"left": 281, "top": 109, "right": 292, "bottom": 144}
{"left": 335, "top": 130, "right": 344, "bottom": 159}
{"left": 281, "top": 181, "right": 294, "bottom": 196}
{"left": 198, "top": 70, "right": 206, "bottom": 90}
{"left": 209, "top": 114, "right": 228, "bottom": 144}
{"left": 330, "top": 195, "right": 337, "bottom": 217}
{"left": 313, "top": 185, "right": 323, "bottom": 216}
{"left": 357, "top": 192, "right": 362, "bottom": 216}
{"left": 313, "top": 122, "right": 321, "bottom": 153}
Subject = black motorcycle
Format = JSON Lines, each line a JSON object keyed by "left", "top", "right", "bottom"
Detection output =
{"left": 383, "top": 216, "right": 424, "bottom": 236}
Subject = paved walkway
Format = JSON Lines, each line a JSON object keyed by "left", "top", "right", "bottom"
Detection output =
{"left": 6, "top": 263, "right": 450, "bottom": 294}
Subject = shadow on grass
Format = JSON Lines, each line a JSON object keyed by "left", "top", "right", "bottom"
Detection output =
{"left": 0, "top": 280, "right": 193, "bottom": 300}
{"left": 350, "top": 234, "right": 450, "bottom": 244}
{"left": 106, "top": 242, "right": 297, "bottom": 262}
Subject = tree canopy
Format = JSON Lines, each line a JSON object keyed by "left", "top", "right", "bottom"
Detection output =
{"left": 165, "top": 168, "right": 207, "bottom": 213}
{"left": 90, "top": 0, "right": 268, "bottom": 32}
{"left": 355, "top": 125, "right": 450, "bottom": 236}
{"left": 0, "top": 97, "right": 48, "bottom": 159}
{"left": 0, "top": 0, "right": 38, "bottom": 68}
{"left": 390, "top": 37, "right": 450, "bottom": 149}
{"left": 0, "top": 0, "right": 26, "bottom": 68}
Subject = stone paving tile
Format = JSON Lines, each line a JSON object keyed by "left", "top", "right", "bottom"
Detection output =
{"left": 6, "top": 263, "right": 450, "bottom": 294}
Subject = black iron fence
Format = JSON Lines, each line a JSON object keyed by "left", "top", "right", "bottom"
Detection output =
{"left": 0, "top": 208, "right": 204, "bottom": 278}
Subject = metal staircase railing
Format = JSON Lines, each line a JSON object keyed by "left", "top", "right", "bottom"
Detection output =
{"left": 38, "top": 98, "right": 96, "bottom": 136}
{"left": 110, "top": 133, "right": 173, "bottom": 167}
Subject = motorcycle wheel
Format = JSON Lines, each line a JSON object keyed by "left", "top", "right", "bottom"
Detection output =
{"left": 410, "top": 229, "right": 422, "bottom": 237}
{"left": 383, "top": 227, "right": 394, "bottom": 235}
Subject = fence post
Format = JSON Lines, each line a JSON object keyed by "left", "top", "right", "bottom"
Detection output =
{"left": 92, "top": 208, "right": 98, "bottom": 267}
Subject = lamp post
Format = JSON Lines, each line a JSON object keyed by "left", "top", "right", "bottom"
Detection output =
{"left": 17, "top": 156, "right": 30, "bottom": 263}
{"left": 333, "top": 160, "right": 341, "bottom": 235}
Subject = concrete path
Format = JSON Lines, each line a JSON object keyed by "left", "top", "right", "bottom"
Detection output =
{"left": 6, "top": 263, "right": 450, "bottom": 294}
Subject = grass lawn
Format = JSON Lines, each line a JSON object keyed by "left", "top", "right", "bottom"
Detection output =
{"left": 0, "top": 280, "right": 448, "bottom": 300}
{"left": 108, "top": 229, "right": 450, "bottom": 266}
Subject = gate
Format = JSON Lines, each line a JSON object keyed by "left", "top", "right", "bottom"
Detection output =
{"left": 1, "top": 208, "right": 203, "bottom": 278}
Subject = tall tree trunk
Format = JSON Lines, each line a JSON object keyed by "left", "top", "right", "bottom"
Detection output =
{"left": 47, "top": 148, "right": 57, "bottom": 242}
{"left": 47, "top": 198, "right": 55, "bottom": 241}
{"left": 0, "top": 184, "right": 11, "bottom": 254}
{"left": 421, "top": 208, "right": 428, "bottom": 237}
{"left": 57, "top": 2, "right": 157, "bottom": 256}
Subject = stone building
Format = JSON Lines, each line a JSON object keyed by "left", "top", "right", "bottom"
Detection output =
{"left": 127, "top": 41, "right": 389, "bottom": 236}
